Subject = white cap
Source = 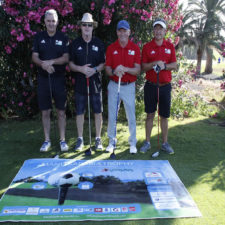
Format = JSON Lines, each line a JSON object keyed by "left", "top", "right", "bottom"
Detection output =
{"left": 153, "top": 18, "right": 166, "bottom": 29}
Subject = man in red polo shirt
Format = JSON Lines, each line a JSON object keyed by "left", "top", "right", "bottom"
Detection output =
{"left": 140, "top": 18, "right": 177, "bottom": 154}
{"left": 105, "top": 20, "right": 141, "bottom": 154}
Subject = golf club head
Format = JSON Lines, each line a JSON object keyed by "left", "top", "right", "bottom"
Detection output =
{"left": 54, "top": 155, "right": 59, "bottom": 159}
{"left": 84, "top": 148, "right": 92, "bottom": 156}
{"left": 153, "top": 65, "right": 161, "bottom": 73}
{"left": 151, "top": 151, "right": 160, "bottom": 158}
{"left": 110, "top": 151, "right": 116, "bottom": 159}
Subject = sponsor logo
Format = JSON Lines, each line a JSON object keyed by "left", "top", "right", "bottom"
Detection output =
{"left": 63, "top": 208, "right": 73, "bottom": 213}
{"left": 73, "top": 208, "right": 84, "bottom": 213}
{"left": 145, "top": 171, "right": 162, "bottom": 178}
{"left": 39, "top": 208, "right": 50, "bottom": 214}
{"left": 84, "top": 208, "right": 94, "bottom": 212}
{"left": 121, "top": 207, "right": 128, "bottom": 212}
{"left": 78, "top": 46, "right": 82, "bottom": 50}
{"left": 129, "top": 206, "right": 136, "bottom": 212}
{"left": 3, "top": 208, "right": 26, "bottom": 214}
{"left": 41, "top": 40, "right": 45, "bottom": 44}
{"left": 150, "top": 50, "right": 155, "bottom": 54}
{"left": 26, "top": 207, "right": 39, "bottom": 215}
{"left": 52, "top": 208, "right": 61, "bottom": 213}
{"left": 94, "top": 208, "right": 103, "bottom": 212}
{"left": 102, "top": 208, "right": 111, "bottom": 213}
{"left": 113, "top": 50, "right": 118, "bottom": 55}
{"left": 128, "top": 50, "right": 135, "bottom": 55}
{"left": 55, "top": 40, "right": 62, "bottom": 45}
{"left": 92, "top": 45, "right": 98, "bottom": 51}
{"left": 111, "top": 207, "right": 121, "bottom": 212}
{"left": 165, "top": 48, "right": 171, "bottom": 54}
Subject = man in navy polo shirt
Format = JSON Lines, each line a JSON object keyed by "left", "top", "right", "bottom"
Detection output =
{"left": 69, "top": 13, "right": 105, "bottom": 151}
{"left": 32, "top": 9, "right": 69, "bottom": 152}
{"left": 140, "top": 18, "right": 177, "bottom": 154}
{"left": 105, "top": 20, "right": 141, "bottom": 154}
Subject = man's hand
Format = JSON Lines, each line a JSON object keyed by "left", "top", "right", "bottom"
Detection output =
{"left": 41, "top": 60, "right": 55, "bottom": 74}
{"left": 81, "top": 64, "right": 96, "bottom": 78}
{"left": 46, "top": 65, "right": 55, "bottom": 74}
{"left": 114, "top": 65, "right": 128, "bottom": 78}
{"left": 155, "top": 61, "right": 166, "bottom": 70}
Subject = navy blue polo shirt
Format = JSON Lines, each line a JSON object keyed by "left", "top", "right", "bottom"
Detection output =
{"left": 32, "top": 31, "right": 69, "bottom": 77}
{"left": 69, "top": 36, "right": 105, "bottom": 94}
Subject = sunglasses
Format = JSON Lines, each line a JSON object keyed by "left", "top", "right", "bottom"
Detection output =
{"left": 81, "top": 23, "right": 93, "bottom": 27}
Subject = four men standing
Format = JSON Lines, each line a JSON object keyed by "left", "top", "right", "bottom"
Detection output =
{"left": 33, "top": 10, "right": 176, "bottom": 156}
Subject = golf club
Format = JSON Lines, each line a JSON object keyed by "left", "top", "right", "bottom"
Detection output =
{"left": 151, "top": 65, "right": 161, "bottom": 158}
{"left": 84, "top": 78, "right": 92, "bottom": 156}
{"left": 110, "top": 77, "right": 121, "bottom": 159}
{"left": 48, "top": 73, "right": 59, "bottom": 159}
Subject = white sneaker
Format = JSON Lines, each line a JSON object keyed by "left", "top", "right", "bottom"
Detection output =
{"left": 40, "top": 141, "right": 51, "bottom": 152}
{"left": 130, "top": 146, "right": 137, "bottom": 154}
{"left": 106, "top": 144, "right": 115, "bottom": 153}
{"left": 60, "top": 141, "right": 69, "bottom": 152}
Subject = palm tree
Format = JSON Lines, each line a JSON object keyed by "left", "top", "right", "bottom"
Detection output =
{"left": 179, "top": 0, "right": 225, "bottom": 74}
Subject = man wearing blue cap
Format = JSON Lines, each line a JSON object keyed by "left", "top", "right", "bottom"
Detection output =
{"left": 105, "top": 20, "right": 141, "bottom": 154}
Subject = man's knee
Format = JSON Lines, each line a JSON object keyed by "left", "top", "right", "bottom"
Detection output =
{"left": 57, "top": 110, "right": 66, "bottom": 119}
{"left": 146, "top": 112, "right": 155, "bottom": 121}
{"left": 42, "top": 110, "right": 51, "bottom": 118}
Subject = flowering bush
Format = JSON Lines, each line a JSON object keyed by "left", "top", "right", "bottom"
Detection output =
{"left": 220, "top": 42, "right": 225, "bottom": 58}
{"left": 0, "top": 0, "right": 183, "bottom": 119}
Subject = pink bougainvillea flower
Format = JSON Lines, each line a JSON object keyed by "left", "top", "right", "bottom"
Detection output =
{"left": 5, "top": 45, "right": 12, "bottom": 54}
{"left": 17, "top": 33, "right": 25, "bottom": 42}
{"left": 18, "top": 102, "right": 23, "bottom": 107}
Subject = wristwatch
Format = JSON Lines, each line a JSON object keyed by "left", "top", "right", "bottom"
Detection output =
{"left": 164, "top": 63, "right": 167, "bottom": 70}
{"left": 94, "top": 67, "right": 98, "bottom": 73}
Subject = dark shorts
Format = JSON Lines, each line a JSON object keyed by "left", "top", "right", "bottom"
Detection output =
{"left": 75, "top": 92, "right": 103, "bottom": 115}
{"left": 37, "top": 75, "right": 67, "bottom": 111}
{"left": 144, "top": 81, "right": 171, "bottom": 118}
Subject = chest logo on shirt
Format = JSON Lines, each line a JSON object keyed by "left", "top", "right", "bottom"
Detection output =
{"left": 55, "top": 40, "right": 62, "bottom": 46}
{"left": 128, "top": 50, "right": 135, "bottom": 55}
{"left": 113, "top": 50, "right": 118, "bottom": 55}
{"left": 165, "top": 48, "right": 171, "bottom": 54}
{"left": 92, "top": 45, "right": 99, "bottom": 52}
{"left": 150, "top": 50, "right": 155, "bottom": 55}
{"left": 41, "top": 39, "right": 45, "bottom": 44}
{"left": 78, "top": 46, "right": 82, "bottom": 50}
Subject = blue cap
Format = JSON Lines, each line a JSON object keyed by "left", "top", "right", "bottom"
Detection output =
{"left": 117, "top": 20, "right": 130, "bottom": 30}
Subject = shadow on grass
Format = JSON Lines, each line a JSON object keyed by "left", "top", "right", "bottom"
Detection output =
{"left": 0, "top": 116, "right": 225, "bottom": 225}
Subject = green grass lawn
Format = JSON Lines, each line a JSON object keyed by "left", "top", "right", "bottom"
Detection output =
{"left": 0, "top": 116, "right": 225, "bottom": 225}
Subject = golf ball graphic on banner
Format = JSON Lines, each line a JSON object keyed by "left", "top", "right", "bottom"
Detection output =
{"left": 48, "top": 172, "right": 80, "bottom": 187}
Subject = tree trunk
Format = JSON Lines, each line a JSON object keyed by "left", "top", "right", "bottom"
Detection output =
{"left": 196, "top": 47, "right": 203, "bottom": 75}
{"left": 204, "top": 47, "right": 213, "bottom": 74}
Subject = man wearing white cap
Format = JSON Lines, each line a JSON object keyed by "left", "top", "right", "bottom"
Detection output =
{"left": 105, "top": 20, "right": 141, "bottom": 154}
{"left": 140, "top": 18, "right": 177, "bottom": 154}
{"left": 69, "top": 13, "right": 105, "bottom": 151}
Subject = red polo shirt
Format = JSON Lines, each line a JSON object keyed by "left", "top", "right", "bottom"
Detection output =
{"left": 106, "top": 39, "right": 141, "bottom": 83}
{"left": 142, "top": 38, "right": 176, "bottom": 83}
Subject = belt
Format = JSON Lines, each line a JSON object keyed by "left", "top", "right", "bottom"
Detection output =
{"left": 112, "top": 80, "right": 132, "bottom": 86}
{"left": 147, "top": 81, "right": 170, "bottom": 87}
